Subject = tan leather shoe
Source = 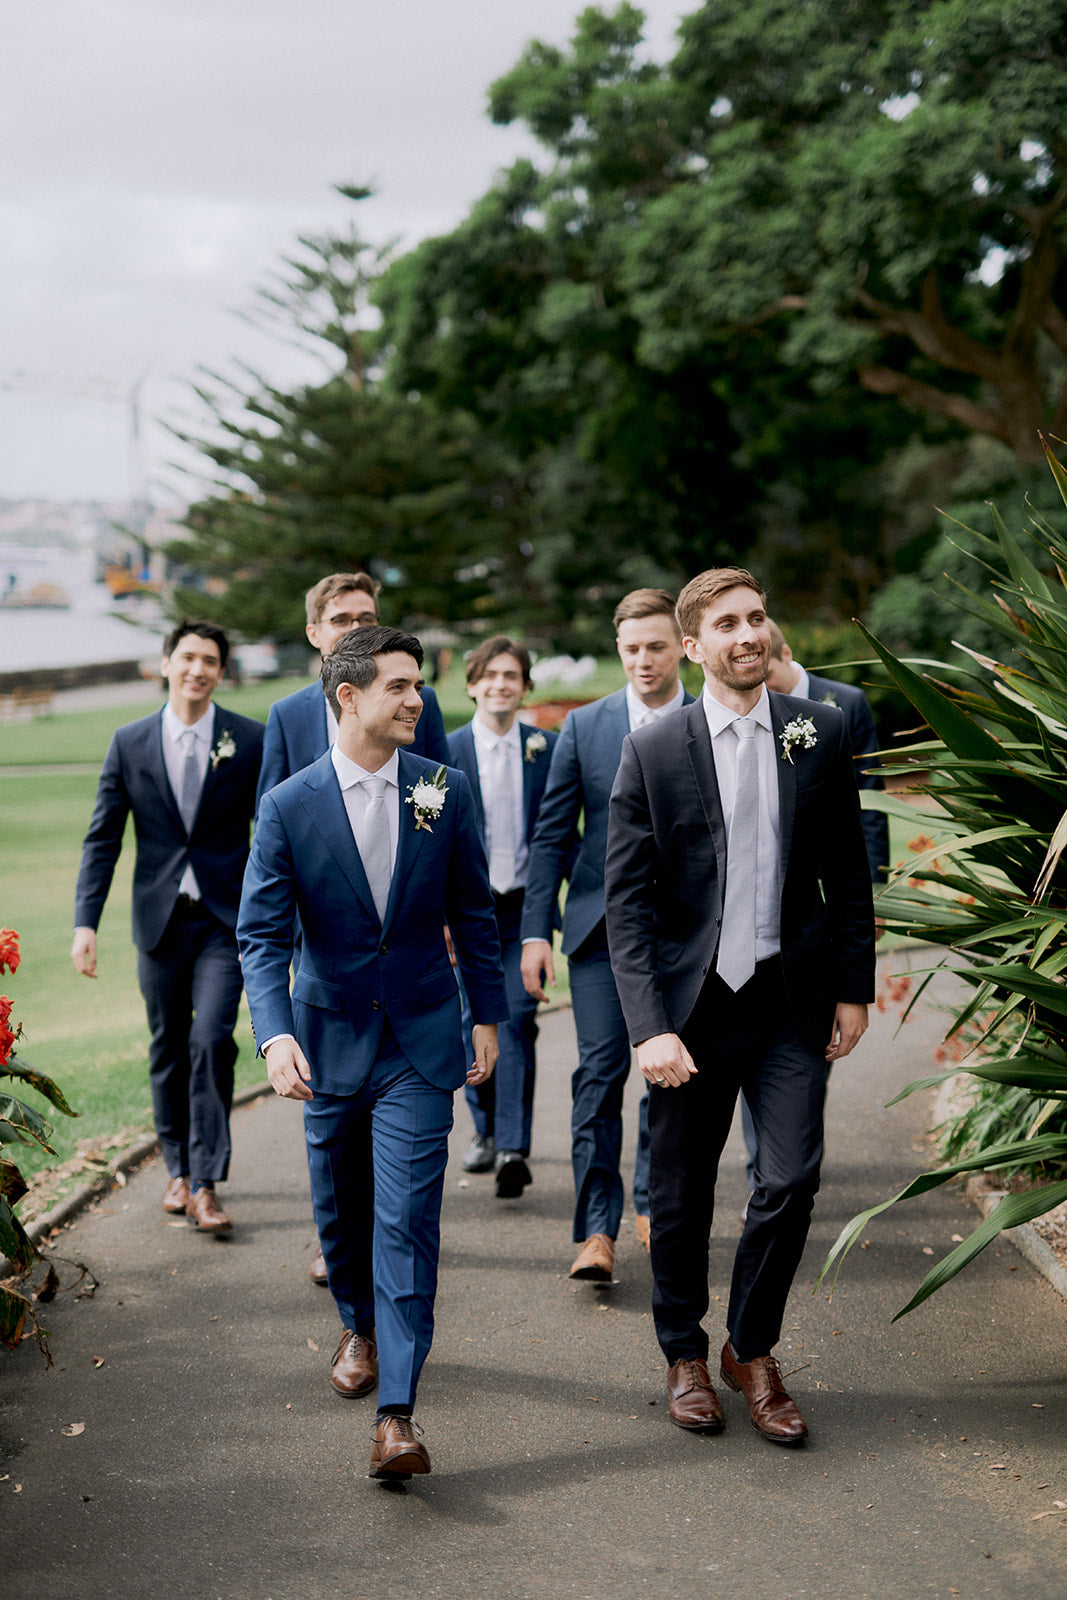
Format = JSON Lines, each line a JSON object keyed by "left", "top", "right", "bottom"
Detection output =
{"left": 369, "top": 1415, "right": 431, "bottom": 1480}
{"left": 309, "top": 1243, "right": 328, "bottom": 1285}
{"left": 666, "top": 1357, "right": 724, "bottom": 1433}
{"left": 162, "top": 1175, "right": 191, "bottom": 1214}
{"left": 186, "top": 1187, "right": 232, "bottom": 1233}
{"left": 569, "top": 1233, "right": 615, "bottom": 1281}
{"left": 634, "top": 1214, "right": 651, "bottom": 1252}
{"left": 719, "top": 1341, "right": 808, "bottom": 1445}
{"left": 331, "top": 1326, "right": 377, "bottom": 1398}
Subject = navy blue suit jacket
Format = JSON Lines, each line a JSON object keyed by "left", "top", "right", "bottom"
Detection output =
{"left": 238, "top": 750, "right": 508, "bottom": 1096}
{"left": 74, "top": 706, "right": 263, "bottom": 953}
{"left": 446, "top": 718, "right": 559, "bottom": 855}
{"left": 520, "top": 687, "right": 693, "bottom": 957}
{"left": 605, "top": 694, "right": 876, "bottom": 1052}
{"left": 802, "top": 672, "right": 888, "bottom": 885}
{"left": 256, "top": 680, "right": 448, "bottom": 812}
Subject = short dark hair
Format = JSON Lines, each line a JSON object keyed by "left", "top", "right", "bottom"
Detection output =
{"left": 305, "top": 571, "right": 379, "bottom": 626}
{"left": 163, "top": 618, "right": 230, "bottom": 669}
{"left": 675, "top": 568, "right": 766, "bottom": 639}
{"left": 612, "top": 588, "right": 680, "bottom": 635}
{"left": 465, "top": 635, "right": 532, "bottom": 690}
{"left": 320, "top": 624, "right": 423, "bottom": 718}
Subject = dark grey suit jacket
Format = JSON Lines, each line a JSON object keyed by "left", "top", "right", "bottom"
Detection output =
{"left": 604, "top": 693, "right": 875, "bottom": 1052}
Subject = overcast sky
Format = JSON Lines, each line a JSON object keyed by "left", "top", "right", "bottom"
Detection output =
{"left": 2, "top": 1, "right": 689, "bottom": 507}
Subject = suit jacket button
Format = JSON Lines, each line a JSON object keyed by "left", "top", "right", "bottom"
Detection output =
{"left": 380, "top": 944, "right": 389, "bottom": 954}
{"left": 371, "top": 1000, "right": 381, "bottom": 1011}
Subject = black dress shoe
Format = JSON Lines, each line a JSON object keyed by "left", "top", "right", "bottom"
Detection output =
{"left": 462, "top": 1134, "right": 495, "bottom": 1173}
{"left": 494, "top": 1151, "right": 532, "bottom": 1198}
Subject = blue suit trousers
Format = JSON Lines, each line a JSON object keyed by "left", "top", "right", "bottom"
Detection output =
{"left": 464, "top": 890, "right": 538, "bottom": 1154}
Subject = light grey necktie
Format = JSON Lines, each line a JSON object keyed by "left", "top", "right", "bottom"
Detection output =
{"left": 361, "top": 776, "right": 392, "bottom": 923}
{"left": 716, "top": 717, "right": 759, "bottom": 992}
{"left": 488, "top": 739, "right": 516, "bottom": 893}
{"left": 178, "top": 728, "right": 201, "bottom": 833}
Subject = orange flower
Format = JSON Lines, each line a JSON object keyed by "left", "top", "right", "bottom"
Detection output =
{"left": 0, "top": 928, "right": 19, "bottom": 975}
{"left": 907, "top": 834, "right": 936, "bottom": 854}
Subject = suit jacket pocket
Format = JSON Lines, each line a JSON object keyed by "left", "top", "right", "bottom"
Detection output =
{"left": 292, "top": 972, "right": 343, "bottom": 1012}
{"left": 418, "top": 964, "right": 460, "bottom": 1008}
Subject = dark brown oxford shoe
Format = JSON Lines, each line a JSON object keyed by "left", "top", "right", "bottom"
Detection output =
{"left": 162, "top": 1175, "right": 191, "bottom": 1214}
{"left": 666, "top": 1357, "right": 725, "bottom": 1433}
{"left": 331, "top": 1326, "right": 377, "bottom": 1398}
{"left": 308, "top": 1244, "right": 328, "bottom": 1285}
{"left": 369, "top": 1415, "right": 431, "bottom": 1480}
{"left": 719, "top": 1341, "right": 808, "bottom": 1445}
{"left": 187, "top": 1187, "right": 232, "bottom": 1233}
{"left": 569, "top": 1233, "right": 615, "bottom": 1282}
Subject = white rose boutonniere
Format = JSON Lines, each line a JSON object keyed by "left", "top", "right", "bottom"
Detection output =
{"left": 406, "top": 766, "right": 449, "bottom": 832}
{"left": 779, "top": 716, "right": 818, "bottom": 764}
{"left": 524, "top": 730, "right": 547, "bottom": 763}
{"left": 210, "top": 730, "right": 236, "bottom": 769}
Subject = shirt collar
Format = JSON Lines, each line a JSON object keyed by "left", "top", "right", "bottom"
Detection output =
{"left": 626, "top": 680, "right": 684, "bottom": 727}
{"left": 701, "top": 683, "right": 772, "bottom": 737}
{"left": 790, "top": 662, "right": 810, "bottom": 699}
{"left": 472, "top": 714, "right": 521, "bottom": 753}
{"left": 163, "top": 702, "right": 215, "bottom": 745}
{"left": 331, "top": 745, "right": 400, "bottom": 792}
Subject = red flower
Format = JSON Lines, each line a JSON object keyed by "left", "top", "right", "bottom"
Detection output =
{"left": 0, "top": 928, "right": 19, "bottom": 975}
{"left": 0, "top": 996, "right": 13, "bottom": 1068}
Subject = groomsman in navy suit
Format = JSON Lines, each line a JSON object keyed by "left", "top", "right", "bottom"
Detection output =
{"left": 255, "top": 570, "right": 448, "bottom": 812}
{"left": 447, "top": 636, "right": 561, "bottom": 1198}
{"left": 72, "top": 621, "right": 263, "bottom": 1233}
{"left": 256, "top": 570, "right": 449, "bottom": 1286}
{"left": 521, "top": 590, "right": 691, "bottom": 1285}
{"left": 605, "top": 569, "right": 874, "bottom": 1445}
{"left": 238, "top": 626, "right": 507, "bottom": 1480}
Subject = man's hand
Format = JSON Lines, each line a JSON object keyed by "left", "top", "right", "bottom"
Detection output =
{"left": 468, "top": 1023, "right": 498, "bottom": 1087}
{"left": 825, "top": 1002, "right": 869, "bottom": 1062}
{"left": 264, "top": 1037, "right": 314, "bottom": 1101}
{"left": 521, "top": 939, "right": 555, "bottom": 1001}
{"left": 71, "top": 927, "right": 97, "bottom": 978}
{"left": 635, "top": 1032, "right": 698, "bottom": 1088}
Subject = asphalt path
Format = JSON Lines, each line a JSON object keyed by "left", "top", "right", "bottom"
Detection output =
{"left": 2, "top": 953, "right": 1066, "bottom": 1600}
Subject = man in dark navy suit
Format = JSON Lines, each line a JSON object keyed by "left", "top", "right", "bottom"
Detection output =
{"left": 238, "top": 626, "right": 507, "bottom": 1480}
{"left": 256, "top": 571, "right": 448, "bottom": 812}
{"left": 72, "top": 620, "right": 263, "bottom": 1233}
{"left": 447, "top": 636, "right": 561, "bottom": 1198}
{"left": 605, "top": 570, "right": 875, "bottom": 1445}
{"left": 521, "top": 590, "right": 690, "bottom": 1285}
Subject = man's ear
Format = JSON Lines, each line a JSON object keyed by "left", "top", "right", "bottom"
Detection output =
{"left": 336, "top": 680, "right": 359, "bottom": 716}
{"left": 682, "top": 635, "right": 702, "bottom": 665}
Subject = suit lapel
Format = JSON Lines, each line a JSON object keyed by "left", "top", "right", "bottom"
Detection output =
{"left": 451, "top": 723, "right": 484, "bottom": 834}
{"left": 684, "top": 701, "right": 728, "bottom": 887}
{"left": 769, "top": 694, "right": 797, "bottom": 875}
{"left": 519, "top": 722, "right": 540, "bottom": 838}
{"left": 300, "top": 754, "right": 380, "bottom": 925}
{"left": 384, "top": 750, "right": 429, "bottom": 929}
{"left": 139, "top": 711, "right": 185, "bottom": 831}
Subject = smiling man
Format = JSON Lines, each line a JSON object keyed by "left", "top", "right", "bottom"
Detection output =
{"left": 605, "top": 568, "right": 875, "bottom": 1446}
{"left": 238, "top": 625, "right": 507, "bottom": 1480}
{"left": 521, "top": 589, "right": 691, "bottom": 1284}
{"left": 72, "top": 620, "right": 263, "bottom": 1232}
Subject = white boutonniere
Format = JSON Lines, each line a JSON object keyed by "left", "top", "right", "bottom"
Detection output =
{"left": 779, "top": 716, "right": 818, "bottom": 763}
{"left": 406, "top": 765, "right": 449, "bottom": 832}
{"left": 524, "top": 730, "right": 547, "bottom": 763}
{"left": 819, "top": 690, "right": 838, "bottom": 708}
{"left": 210, "top": 730, "right": 236, "bottom": 769}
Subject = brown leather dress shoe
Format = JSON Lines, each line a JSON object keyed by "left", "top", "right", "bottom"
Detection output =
{"left": 569, "top": 1233, "right": 615, "bottom": 1281}
{"left": 309, "top": 1244, "right": 328, "bottom": 1285}
{"left": 667, "top": 1357, "right": 725, "bottom": 1433}
{"left": 719, "top": 1341, "right": 808, "bottom": 1445}
{"left": 369, "top": 1415, "right": 431, "bottom": 1480}
{"left": 187, "top": 1187, "right": 232, "bottom": 1233}
{"left": 331, "top": 1326, "right": 377, "bottom": 1398}
{"left": 162, "top": 1175, "right": 191, "bottom": 1214}
{"left": 634, "top": 1214, "right": 651, "bottom": 1252}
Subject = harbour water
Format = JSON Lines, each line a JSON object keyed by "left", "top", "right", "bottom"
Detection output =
{"left": 0, "top": 558, "right": 166, "bottom": 677}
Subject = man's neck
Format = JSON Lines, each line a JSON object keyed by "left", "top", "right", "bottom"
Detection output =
{"left": 703, "top": 678, "right": 764, "bottom": 717}
{"left": 167, "top": 696, "right": 213, "bottom": 729}
{"left": 474, "top": 707, "right": 517, "bottom": 737}
{"left": 336, "top": 726, "right": 396, "bottom": 774}
{"left": 632, "top": 676, "right": 680, "bottom": 712}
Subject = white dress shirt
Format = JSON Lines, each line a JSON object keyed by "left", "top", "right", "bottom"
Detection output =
{"left": 472, "top": 714, "right": 526, "bottom": 892}
{"left": 626, "top": 680, "right": 685, "bottom": 732}
{"left": 330, "top": 744, "right": 400, "bottom": 879}
{"left": 162, "top": 701, "right": 215, "bottom": 899}
{"left": 701, "top": 685, "right": 781, "bottom": 959}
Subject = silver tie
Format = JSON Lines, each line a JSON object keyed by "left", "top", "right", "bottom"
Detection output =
{"left": 178, "top": 728, "right": 201, "bottom": 834}
{"left": 362, "top": 776, "right": 392, "bottom": 923}
{"left": 488, "top": 739, "right": 516, "bottom": 894}
{"left": 716, "top": 718, "right": 759, "bottom": 992}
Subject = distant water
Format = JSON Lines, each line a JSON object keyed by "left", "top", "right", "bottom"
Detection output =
{"left": 0, "top": 565, "right": 166, "bottom": 674}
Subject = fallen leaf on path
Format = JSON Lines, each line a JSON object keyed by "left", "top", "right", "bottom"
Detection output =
{"left": 306, "top": 1337, "right": 319, "bottom": 1352}
{"left": 92, "top": 1357, "right": 104, "bottom": 1369}
{"left": 115, "top": 1171, "right": 127, "bottom": 1187}
{"left": 61, "top": 1423, "right": 85, "bottom": 1437}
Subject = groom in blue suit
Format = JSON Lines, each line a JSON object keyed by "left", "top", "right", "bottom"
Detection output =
{"left": 238, "top": 626, "right": 507, "bottom": 1481}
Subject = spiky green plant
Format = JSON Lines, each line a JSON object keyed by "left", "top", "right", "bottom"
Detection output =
{"left": 820, "top": 441, "right": 1067, "bottom": 1318}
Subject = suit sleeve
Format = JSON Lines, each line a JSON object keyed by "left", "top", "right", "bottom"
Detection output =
{"left": 444, "top": 775, "right": 508, "bottom": 1024}
{"left": 73, "top": 733, "right": 130, "bottom": 931}
{"left": 417, "top": 686, "right": 449, "bottom": 765}
{"left": 255, "top": 701, "right": 291, "bottom": 817}
{"left": 816, "top": 717, "right": 878, "bottom": 1004}
{"left": 520, "top": 714, "right": 583, "bottom": 943}
{"left": 846, "top": 693, "right": 890, "bottom": 886}
{"left": 604, "top": 735, "right": 673, "bottom": 1045}
{"left": 236, "top": 792, "right": 300, "bottom": 1049}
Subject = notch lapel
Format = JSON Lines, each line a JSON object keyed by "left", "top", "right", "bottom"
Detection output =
{"left": 300, "top": 754, "right": 380, "bottom": 925}
{"left": 770, "top": 694, "right": 797, "bottom": 877}
{"left": 684, "top": 701, "right": 728, "bottom": 888}
{"left": 138, "top": 711, "right": 185, "bottom": 832}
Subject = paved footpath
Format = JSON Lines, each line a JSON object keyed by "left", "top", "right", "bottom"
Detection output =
{"left": 3, "top": 954, "right": 1066, "bottom": 1600}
